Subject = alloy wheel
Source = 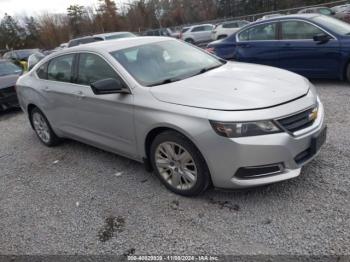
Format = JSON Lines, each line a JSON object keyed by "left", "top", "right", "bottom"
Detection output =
{"left": 155, "top": 142, "right": 197, "bottom": 190}
{"left": 32, "top": 112, "right": 51, "bottom": 143}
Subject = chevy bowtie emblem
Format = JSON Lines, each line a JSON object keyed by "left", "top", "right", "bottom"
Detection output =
{"left": 309, "top": 108, "right": 318, "bottom": 121}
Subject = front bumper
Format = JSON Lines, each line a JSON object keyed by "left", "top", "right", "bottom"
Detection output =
{"left": 198, "top": 100, "right": 326, "bottom": 189}
{"left": 0, "top": 86, "right": 19, "bottom": 110}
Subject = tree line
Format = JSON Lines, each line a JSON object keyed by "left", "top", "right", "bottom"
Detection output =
{"left": 0, "top": 0, "right": 338, "bottom": 50}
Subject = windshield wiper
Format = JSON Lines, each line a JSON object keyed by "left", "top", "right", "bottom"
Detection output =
{"left": 147, "top": 77, "right": 181, "bottom": 87}
{"left": 191, "top": 64, "right": 223, "bottom": 77}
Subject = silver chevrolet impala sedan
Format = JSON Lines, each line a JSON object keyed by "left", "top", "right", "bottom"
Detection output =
{"left": 16, "top": 37, "right": 327, "bottom": 196}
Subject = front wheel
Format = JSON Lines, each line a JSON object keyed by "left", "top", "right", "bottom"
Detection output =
{"left": 150, "top": 131, "right": 211, "bottom": 196}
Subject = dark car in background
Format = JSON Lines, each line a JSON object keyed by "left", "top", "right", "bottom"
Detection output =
{"left": 207, "top": 14, "right": 350, "bottom": 81}
{"left": 0, "top": 59, "right": 22, "bottom": 110}
{"left": 3, "top": 49, "right": 39, "bottom": 70}
{"left": 143, "top": 28, "right": 179, "bottom": 38}
{"left": 68, "top": 32, "right": 137, "bottom": 48}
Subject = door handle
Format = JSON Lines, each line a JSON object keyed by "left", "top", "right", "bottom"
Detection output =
{"left": 74, "top": 91, "right": 85, "bottom": 99}
{"left": 237, "top": 43, "right": 252, "bottom": 48}
{"left": 43, "top": 86, "right": 50, "bottom": 92}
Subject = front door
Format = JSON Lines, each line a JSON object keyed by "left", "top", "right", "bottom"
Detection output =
{"left": 68, "top": 52, "right": 136, "bottom": 157}
{"left": 277, "top": 20, "right": 341, "bottom": 78}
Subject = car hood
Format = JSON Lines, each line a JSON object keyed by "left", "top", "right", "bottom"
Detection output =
{"left": 0, "top": 74, "right": 19, "bottom": 89}
{"left": 150, "top": 62, "right": 310, "bottom": 111}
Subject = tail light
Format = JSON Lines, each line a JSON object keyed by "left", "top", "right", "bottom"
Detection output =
{"left": 205, "top": 47, "right": 215, "bottom": 54}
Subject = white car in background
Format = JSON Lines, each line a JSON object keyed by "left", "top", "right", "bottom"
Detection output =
{"left": 211, "top": 20, "right": 250, "bottom": 40}
{"left": 93, "top": 32, "right": 136, "bottom": 41}
{"left": 180, "top": 24, "right": 214, "bottom": 45}
{"left": 257, "top": 13, "right": 285, "bottom": 21}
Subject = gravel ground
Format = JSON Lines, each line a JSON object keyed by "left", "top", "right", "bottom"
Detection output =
{"left": 0, "top": 80, "right": 349, "bottom": 256}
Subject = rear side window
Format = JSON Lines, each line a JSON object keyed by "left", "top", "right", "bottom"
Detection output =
{"left": 318, "top": 8, "right": 332, "bottom": 15}
{"left": 192, "top": 26, "right": 205, "bottom": 32}
{"left": 77, "top": 53, "right": 123, "bottom": 86}
{"left": 281, "top": 21, "right": 324, "bottom": 40}
{"left": 36, "top": 63, "right": 48, "bottom": 79}
{"left": 48, "top": 54, "right": 74, "bottom": 83}
{"left": 239, "top": 23, "right": 277, "bottom": 41}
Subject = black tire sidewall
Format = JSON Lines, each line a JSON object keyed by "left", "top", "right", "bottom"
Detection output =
{"left": 30, "top": 108, "right": 60, "bottom": 147}
{"left": 347, "top": 63, "right": 350, "bottom": 82}
{"left": 150, "top": 131, "right": 211, "bottom": 196}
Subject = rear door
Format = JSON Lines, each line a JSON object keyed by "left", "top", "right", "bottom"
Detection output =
{"left": 42, "top": 53, "right": 79, "bottom": 131}
{"left": 234, "top": 21, "right": 280, "bottom": 67}
{"left": 202, "top": 25, "right": 214, "bottom": 42}
{"left": 277, "top": 20, "right": 341, "bottom": 78}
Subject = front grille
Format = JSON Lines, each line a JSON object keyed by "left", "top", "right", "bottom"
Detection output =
{"left": 277, "top": 107, "right": 316, "bottom": 133}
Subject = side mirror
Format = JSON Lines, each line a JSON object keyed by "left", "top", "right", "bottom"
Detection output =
{"left": 313, "top": 34, "right": 332, "bottom": 44}
{"left": 90, "top": 78, "right": 129, "bottom": 95}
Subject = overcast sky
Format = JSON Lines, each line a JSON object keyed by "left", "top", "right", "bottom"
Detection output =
{"left": 0, "top": 0, "right": 130, "bottom": 17}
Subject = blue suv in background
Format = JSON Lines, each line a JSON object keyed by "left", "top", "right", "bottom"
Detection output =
{"left": 207, "top": 14, "right": 350, "bottom": 81}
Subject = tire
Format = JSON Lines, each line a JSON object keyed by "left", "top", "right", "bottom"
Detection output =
{"left": 185, "top": 38, "right": 195, "bottom": 44}
{"left": 150, "top": 131, "right": 211, "bottom": 196}
{"left": 30, "top": 107, "right": 61, "bottom": 147}
{"left": 346, "top": 63, "right": 350, "bottom": 82}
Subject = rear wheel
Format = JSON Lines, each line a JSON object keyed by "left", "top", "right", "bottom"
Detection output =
{"left": 346, "top": 63, "right": 350, "bottom": 82}
{"left": 150, "top": 131, "right": 211, "bottom": 196}
{"left": 185, "top": 38, "right": 195, "bottom": 44}
{"left": 30, "top": 108, "right": 61, "bottom": 147}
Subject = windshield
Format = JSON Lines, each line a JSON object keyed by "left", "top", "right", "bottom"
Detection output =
{"left": 111, "top": 40, "right": 225, "bottom": 87}
{"left": 0, "top": 61, "right": 22, "bottom": 76}
{"left": 313, "top": 15, "right": 350, "bottom": 35}
{"left": 106, "top": 33, "right": 136, "bottom": 40}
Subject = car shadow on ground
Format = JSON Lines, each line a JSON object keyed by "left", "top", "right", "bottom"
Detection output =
{"left": 0, "top": 107, "right": 22, "bottom": 121}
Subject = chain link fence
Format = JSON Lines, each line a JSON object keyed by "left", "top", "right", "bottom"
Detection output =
{"left": 170, "top": 0, "right": 349, "bottom": 31}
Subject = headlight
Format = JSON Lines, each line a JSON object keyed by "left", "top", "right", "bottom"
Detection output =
{"left": 210, "top": 120, "right": 282, "bottom": 138}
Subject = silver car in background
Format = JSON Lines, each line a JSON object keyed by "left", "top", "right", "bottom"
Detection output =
{"left": 16, "top": 37, "right": 326, "bottom": 196}
{"left": 180, "top": 24, "right": 214, "bottom": 45}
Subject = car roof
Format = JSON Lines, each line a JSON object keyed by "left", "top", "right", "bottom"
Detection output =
{"left": 250, "top": 13, "right": 320, "bottom": 25}
{"left": 51, "top": 37, "right": 172, "bottom": 55}
{"left": 190, "top": 24, "right": 213, "bottom": 28}
{"left": 69, "top": 36, "right": 95, "bottom": 42}
{"left": 93, "top": 32, "right": 132, "bottom": 37}
{"left": 303, "top": 6, "right": 330, "bottom": 10}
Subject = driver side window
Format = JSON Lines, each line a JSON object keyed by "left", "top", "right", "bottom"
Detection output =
{"left": 281, "top": 21, "right": 325, "bottom": 40}
{"left": 77, "top": 53, "right": 124, "bottom": 86}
